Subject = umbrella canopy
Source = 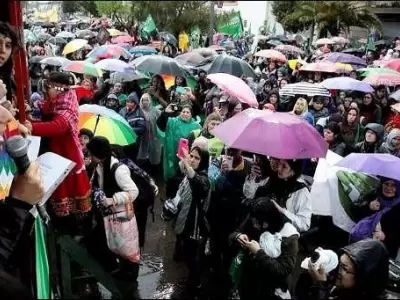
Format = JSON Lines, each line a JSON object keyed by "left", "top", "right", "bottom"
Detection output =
{"left": 389, "top": 90, "right": 400, "bottom": 102}
{"left": 47, "top": 37, "right": 67, "bottom": 45}
{"left": 86, "top": 45, "right": 131, "bottom": 60}
{"left": 207, "top": 73, "right": 258, "bottom": 107}
{"left": 131, "top": 55, "right": 187, "bottom": 78}
{"left": 362, "top": 73, "right": 400, "bottom": 87}
{"left": 62, "top": 39, "right": 88, "bottom": 55}
{"left": 279, "top": 82, "right": 331, "bottom": 97}
{"left": 40, "top": 56, "right": 70, "bottom": 67}
{"left": 275, "top": 44, "right": 304, "bottom": 56}
{"left": 341, "top": 48, "right": 365, "bottom": 54}
{"left": 24, "top": 29, "right": 37, "bottom": 43}
{"left": 324, "top": 52, "right": 367, "bottom": 66}
{"left": 209, "top": 45, "right": 226, "bottom": 51}
{"left": 321, "top": 77, "right": 374, "bottom": 93}
{"left": 335, "top": 63, "right": 353, "bottom": 73}
{"left": 357, "top": 67, "right": 400, "bottom": 77}
{"left": 112, "top": 35, "right": 134, "bottom": 44}
{"left": 331, "top": 36, "right": 349, "bottom": 45}
{"left": 95, "top": 59, "right": 132, "bottom": 73}
{"left": 29, "top": 55, "right": 48, "bottom": 64}
{"left": 107, "top": 29, "right": 122, "bottom": 37}
{"left": 129, "top": 46, "right": 157, "bottom": 56}
{"left": 195, "top": 55, "right": 257, "bottom": 78}
{"left": 266, "top": 39, "right": 283, "bottom": 47}
{"left": 192, "top": 47, "right": 217, "bottom": 57}
{"left": 254, "top": 49, "right": 287, "bottom": 62}
{"left": 37, "top": 33, "right": 52, "bottom": 42}
{"left": 315, "top": 38, "right": 334, "bottom": 45}
{"left": 62, "top": 60, "right": 103, "bottom": 77}
{"left": 79, "top": 104, "right": 136, "bottom": 145}
{"left": 109, "top": 71, "right": 150, "bottom": 84}
{"left": 159, "top": 74, "right": 197, "bottom": 90}
{"left": 210, "top": 109, "right": 328, "bottom": 159}
{"left": 75, "top": 29, "right": 96, "bottom": 39}
{"left": 175, "top": 52, "right": 205, "bottom": 67}
{"left": 159, "top": 31, "right": 177, "bottom": 47}
{"left": 56, "top": 31, "right": 76, "bottom": 39}
{"left": 300, "top": 62, "right": 338, "bottom": 73}
{"left": 383, "top": 59, "right": 400, "bottom": 72}
{"left": 336, "top": 153, "right": 400, "bottom": 181}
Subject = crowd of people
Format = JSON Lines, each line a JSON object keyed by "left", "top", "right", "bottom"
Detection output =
{"left": 0, "top": 18, "right": 399, "bottom": 300}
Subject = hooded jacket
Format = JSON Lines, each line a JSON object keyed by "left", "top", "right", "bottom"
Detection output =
{"left": 354, "top": 123, "right": 387, "bottom": 154}
{"left": 119, "top": 93, "right": 146, "bottom": 136}
{"left": 381, "top": 129, "right": 400, "bottom": 157}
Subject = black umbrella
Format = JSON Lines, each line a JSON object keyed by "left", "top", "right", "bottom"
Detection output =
{"left": 75, "top": 30, "right": 96, "bottom": 39}
{"left": 41, "top": 22, "right": 55, "bottom": 28}
{"left": 47, "top": 37, "right": 67, "bottom": 45}
{"left": 158, "top": 31, "right": 178, "bottom": 47}
{"left": 130, "top": 55, "right": 187, "bottom": 77}
{"left": 37, "top": 33, "right": 52, "bottom": 42}
{"left": 195, "top": 55, "right": 257, "bottom": 78}
{"left": 29, "top": 55, "right": 49, "bottom": 64}
{"left": 341, "top": 48, "right": 365, "bottom": 54}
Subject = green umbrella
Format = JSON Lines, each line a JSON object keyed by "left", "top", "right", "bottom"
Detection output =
{"left": 357, "top": 67, "right": 400, "bottom": 77}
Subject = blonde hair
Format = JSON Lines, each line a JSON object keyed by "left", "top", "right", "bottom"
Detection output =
{"left": 292, "top": 97, "right": 309, "bottom": 115}
{"left": 203, "top": 112, "right": 222, "bottom": 130}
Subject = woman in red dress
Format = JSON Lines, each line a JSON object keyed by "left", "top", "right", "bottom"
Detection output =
{"left": 25, "top": 72, "right": 91, "bottom": 232}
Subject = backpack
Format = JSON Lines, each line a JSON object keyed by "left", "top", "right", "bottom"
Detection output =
{"left": 110, "top": 158, "right": 156, "bottom": 220}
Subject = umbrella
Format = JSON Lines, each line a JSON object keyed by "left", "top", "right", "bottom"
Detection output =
{"left": 300, "top": 62, "right": 338, "bottom": 73}
{"left": 160, "top": 74, "right": 197, "bottom": 90}
{"left": 109, "top": 71, "right": 150, "bottom": 84}
{"left": 107, "top": 29, "right": 122, "bottom": 37}
{"left": 362, "top": 74, "right": 400, "bottom": 87}
{"left": 79, "top": 104, "right": 136, "bottom": 145}
{"left": 336, "top": 153, "right": 400, "bottom": 181}
{"left": 129, "top": 46, "right": 157, "bottom": 56}
{"left": 47, "top": 37, "right": 67, "bottom": 45}
{"left": 112, "top": 35, "right": 134, "bottom": 44}
{"left": 335, "top": 63, "right": 353, "bottom": 73}
{"left": 254, "top": 49, "right": 287, "bottom": 62}
{"left": 207, "top": 73, "right": 258, "bottom": 107}
{"left": 357, "top": 67, "right": 400, "bottom": 77}
{"left": 266, "top": 39, "right": 283, "bottom": 47}
{"left": 331, "top": 36, "right": 349, "bottom": 45}
{"left": 41, "top": 22, "right": 55, "bottom": 29}
{"left": 382, "top": 59, "right": 400, "bottom": 72}
{"left": 56, "top": 31, "right": 76, "bottom": 39}
{"left": 37, "top": 33, "right": 52, "bottom": 42}
{"left": 323, "top": 52, "right": 367, "bottom": 66}
{"left": 175, "top": 52, "right": 205, "bottom": 67}
{"left": 62, "top": 61, "right": 103, "bottom": 77}
{"left": 192, "top": 47, "right": 217, "bottom": 57}
{"left": 341, "top": 48, "right": 365, "bottom": 54}
{"left": 279, "top": 82, "right": 331, "bottom": 97}
{"left": 321, "top": 77, "right": 374, "bottom": 93}
{"left": 24, "top": 29, "right": 37, "bottom": 43}
{"left": 389, "top": 90, "right": 400, "bottom": 102}
{"left": 374, "top": 40, "right": 387, "bottom": 46}
{"left": 75, "top": 29, "right": 96, "bottom": 39}
{"left": 131, "top": 55, "right": 187, "bottom": 78}
{"left": 392, "top": 103, "right": 400, "bottom": 112}
{"left": 209, "top": 45, "right": 226, "bottom": 51}
{"left": 40, "top": 56, "right": 70, "bottom": 67}
{"left": 195, "top": 55, "right": 257, "bottom": 78}
{"left": 315, "top": 38, "right": 334, "bottom": 45}
{"left": 86, "top": 45, "right": 131, "bottom": 60}
{"left": 159, "top": 32, "right": 177, "bottom": 47}
{"left": 288, "top": 59, "right": 307, "bottom": 70}
{"left": 210, "top": 109, "right": 328, "bottom": 159}
{"left": 62, "top": 39, "right": 88, "bottom": 55}
{"left": 95, "top": 59, "right": 132, "bottom": 73}
{"left": 29, "top": 55, "right": 48, "bottom": 64}
{"left": 275, "top": 44, "right": 304, "bottom": 55}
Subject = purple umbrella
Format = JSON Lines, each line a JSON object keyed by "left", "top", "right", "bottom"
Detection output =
{"left": 321, "top": 77, "right": 374, "bottom": 93}
{"left": 324, "top": 52, "right": 367, "bottom": 66}
{"left": 210, "top": 109, "right": 328, "bottom": 159}
{"left": 336, "top": 153, "right": 400, "bottom": 181}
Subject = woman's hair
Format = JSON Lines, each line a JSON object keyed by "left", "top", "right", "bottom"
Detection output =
{"left": 252, "top": 198, "right": 289, "bottom": 234}
{"left": 292, "top": 97, "right": 308, "bottom": 115}
{"left": 324, "top": 121, "right": 341, "bottom": 136}
{"left": 174, "top": 76, "right": 187, "bottom": 87}
{"left": 191, "top": 146, "right": 210, "bottom": 172}
{"left": 48, "top": 72, "right": 71, "bottom": 87}
{"left": 203, "top": 112, "right": 222, "bottom": 130}
{"left": 267, "top": 89, "right": 279, "bottom": 102}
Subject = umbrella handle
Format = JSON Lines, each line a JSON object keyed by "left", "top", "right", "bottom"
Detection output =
{"left": 93, "top": 115, "right": 100, "bottom": 135}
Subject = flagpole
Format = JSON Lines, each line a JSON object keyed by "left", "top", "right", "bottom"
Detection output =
{"left": 208, "top": 1, "right": 215, "bottom": 46}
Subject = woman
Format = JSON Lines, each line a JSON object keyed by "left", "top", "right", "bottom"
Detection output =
{"left": 230, "top": 198, "right": 299, "bottom": 300}
{"left": 161, "top": 44, "right": 174, "bottom": 58}
{"left": 323, "top": 122, "right": 346, "bottom": 156}
{"left": 147, "top": 74, "right": 169, "bottom": 109}
{"left": 169, "top": 76, "right": 187, "bottom": 103}
{"left": 24, "top": 72, "right": 91, "bottom": 233}
{"left": 85, "top": 136, "right": 140, "bottom": 295}
{"left": 299, "top": 239, "right": 389, "bottom": 300}
{"left": 353, "top": 123, "right": 386, "bottom": 154}
{"left": 339, "top": 108, "right": 364, "bottom": 150}
{"left": 292, "top": 97, "right": 315, "bottom": 126}
{"left": 0, "top": 22, "right": 18, "bottom": 101}
{"left": 225, "top": 98, "right": 244, "bottom": 120}
{"left": 157, "top": 104, "right": 201, "bottom": 181}
{"left": 162, "top": 146, "right": 210, "bottom": 294}
{"left": 359, "top": 92, "right": 382, "bottom": 125}
{"left": 256, "top": 80, "right": 274, "bottom": 103}
{"left": 380, "top": 128, "right": 400, "bottom": 157}
{"left": 137, "top": 93, "right": 162, "bottom": 168}
{"left": 187, "top": 112, "right": 224, "bottom": 157}
{"left": 260, "top": 89, "right": 281, "bottom": 111}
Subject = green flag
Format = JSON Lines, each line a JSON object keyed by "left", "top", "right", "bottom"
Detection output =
{"left": 365, "top": 36, "right": 376, "bottom": 52}
{"left": 35, "top": 217, "right": 51, "bottom": 299}
{"left": 190, "top": 26, "right": 201, "bottom": 49}
{"left": 217, "top": 13, "right": 243, "bottom": 39}
{"left": 141, "top": 14, "right": 157, "bottom": 39}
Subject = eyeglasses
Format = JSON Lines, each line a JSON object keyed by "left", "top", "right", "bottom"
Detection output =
{"left": 339, "top": 263, "right": 355, "bottom": 275}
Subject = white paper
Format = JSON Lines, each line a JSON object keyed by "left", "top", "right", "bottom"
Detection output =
{"left": 27, "top": 136, "right": 41, "bottom": 161}
{"left": 35, "top": 152, "right": 76, "bottom": 204}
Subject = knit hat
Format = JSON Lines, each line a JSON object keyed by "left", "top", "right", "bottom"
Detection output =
{"left": 86, "top": 136, "right": 111, "bottom": 159}
{"left": 127, "top": 92, "right": 139, "bottom": 104}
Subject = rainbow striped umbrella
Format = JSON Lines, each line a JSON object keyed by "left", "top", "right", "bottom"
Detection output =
{"left": 139, "top": 73, "right": 197, "bottom": 90}
{"left": 62, "top": 60, "right": 103, "bottom": 77}
{"left": 0, "top": 150, "right": 16, "bottom": 200}
{"left": 79, "top": 104, "right": 136, "bottom": 145}
{"left": 86, "top": 45, "right": 131, "bottom": 60}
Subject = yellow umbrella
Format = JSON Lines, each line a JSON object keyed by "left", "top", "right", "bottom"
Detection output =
{"left": 288, "top": 59, "right": 307, "bottom": 70}
{"left": 107, "top": 29, "right": 122, "bottom": 37}
{"left": 62, "top": 39, "right": 88, "bottom": 55}
{"left": 335, "top": 63, "right": 353, "bottom": 72}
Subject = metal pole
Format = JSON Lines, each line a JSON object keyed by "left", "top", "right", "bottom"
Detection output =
{"left": 208, "top": 1, "right": 215, "bottom": 47}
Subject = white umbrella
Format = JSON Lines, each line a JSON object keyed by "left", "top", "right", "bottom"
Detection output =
{"left": 315, "top": 38, "right": 334, "bottom": 46}
{"left": 40, "top": 56, "right": 70, "bottom": 67}
{"left": 56, "top": 31, "right": 76, "bottom": 39}
{"left": 279, "top": 82, "right": 331, "bottom": 97}
{"left": 95, "top": 59, "right": 133, "bottom": 73}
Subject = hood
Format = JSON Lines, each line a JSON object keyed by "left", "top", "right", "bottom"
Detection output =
{"left": 127, "top": 92, "right": 140, "bottom": 105}
{"left": 364, "top": 123, "right": 384, "bottom": 142}
{"left": 340, "top": 239, "right": 389, "bottom": 296}
{"left": 385, "top": 129, "right": 400, "bottom": 151}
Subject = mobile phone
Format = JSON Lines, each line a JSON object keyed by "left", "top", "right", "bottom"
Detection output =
{"left": 176, "top": 87, "right": 186, "bottom": 95}
{"left": 177, "top": 138, "right": 189, "bottom": 158}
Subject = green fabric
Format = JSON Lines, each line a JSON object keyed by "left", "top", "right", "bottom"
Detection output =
{"left": 141, "top": 14, "right": 157, "bottom": 39}
{"left": 118, "top": 94, "right": 128, "bottom": 106}
{"left": 365, "top": 36, "right": 376, "bottom": 52}
{"left": 229, "top": 250, "right": 244, "bottom": 289}
{"left": 217, "top": 13, "right": 243, "bottom": 38}
{"left": 35, "top": 217, "right": 51, "bottom": 299}
{"left": 191, "top": 129, "right": 224, "bottom": 157}
{"left": 163, "top": 117, "right": 201, "bottom": 180}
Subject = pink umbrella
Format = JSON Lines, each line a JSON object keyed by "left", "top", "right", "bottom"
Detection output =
{"left": 207, "top": 73, "right": 258, "bottom": 108}
{"left": 254, "top": 49, "right": 287, "bottom": 62}
{"left": 210, "top": 109, "right": 328, "bottom": 159}
{"left": 112, "top": 35, "right": 134, "bottom": 44}
{"left": 300, "top": 62, "right": 337, "bottom": 73}
{"left": 363, "top": 73, "right": 400, "bottom": 87}
{"left": 208, "top": 45, "right": 225, "bottom": 51}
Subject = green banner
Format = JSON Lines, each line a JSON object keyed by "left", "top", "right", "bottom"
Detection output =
{"left": 35, "top": 217, "right": 51, "bottom": 299}
{"left": 190, "top": 26, "right": 201, "bottom": 49}
{"left": 365, "top": 36, "right": 376, "bottom": 52}
{"left": 141, "top": 14, "right": 157, "bottom": 40}
{"left": 217, "top": 13, "right": 243, "bottom": 39}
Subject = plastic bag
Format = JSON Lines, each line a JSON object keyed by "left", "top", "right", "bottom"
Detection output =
{"left": 104, "top": 214, "right": 141, "bottom": 264}
{"left": 229, "top": 250, "right": 244, "bottom": 289}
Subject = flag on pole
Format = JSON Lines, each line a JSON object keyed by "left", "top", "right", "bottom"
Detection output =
{"left": 365, "top": 35, "right": 376, "bottom": 52}
{"left": 141, "top": 14, "right": 157, "bottom": 40}
{"left": 217, "top": 13, "right": 243, "bottom": 38}
{"left": 35, "top": 217, "right": 51, "bottom": 299}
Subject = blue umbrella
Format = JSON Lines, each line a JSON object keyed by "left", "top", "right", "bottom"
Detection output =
{"left": 129, "top": 46, "right": 157, "bottom": 55}
{"left": 321, "top": 77, "right": 374, "bottom": 93}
